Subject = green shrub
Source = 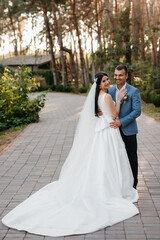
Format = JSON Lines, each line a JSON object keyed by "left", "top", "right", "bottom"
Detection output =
{"left": 141, "top": 89, "right": 152, "bottom": 103}
{"left": 0, "top": 66, "right": 45, "bottom": 131}
{"left": 55, "top": 85, "right": 64, "bottom": 92}
{"left": 37, "top": 85, "right": 52, "bottom": 91}
{"left": 51, "top": 84, "right": 56, "bottom": 91}
{"left": 34, "top": 83, "right": 75, "bottom": 93}
{"left": 32, "top": 70, "right": 62, "bottom": 85}
{"left": 151, "top": 94, "right": 160, "bottom": 107}
{"left": 154, "top": 80, "right": 160, "bottom": 89}
{"left": 141, "top": 89, "right": 160, "bottom": 107}
{"left": 32, "top": 70, "right": 53, "bottom": 85}
{"left": 0, "top": 64, "right": 14, "bottom": 75}
{"left": 155, "top": 89, "right": 160, "bottom": 95}
{"left": 63, "top": 85, "right": 75, "bottom": 92}
{"left": 52, "top": 84, "right": 74, "bottom": 93}
{"left": 34, "top": 75, "right": 46, "bottom": 86}
{"left": 89, "top": 71, "right": 93, "bottom": 84}
{"left": 79, "top": 86, "right": 87, "bottom": 93}
{"left": 63, "top": 86, "right": 70, "bottom": 92}
{"left": 0, "top": 64, "right": 5, "bottom": 74}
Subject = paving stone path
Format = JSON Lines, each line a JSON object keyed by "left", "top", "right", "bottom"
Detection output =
{"left": 0, "top": 92, "right": 160, "bottom": 240}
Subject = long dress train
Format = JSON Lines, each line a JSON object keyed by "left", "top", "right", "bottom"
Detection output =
{"left": 2, "top": 93, "right": 139, "bottom": 237}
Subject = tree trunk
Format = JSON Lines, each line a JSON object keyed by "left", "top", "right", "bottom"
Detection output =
{"left": 91, "top": 28, "right": 96, "bottom": 82}
{"left": 84, "top": 34, "right": 89, "bottom": 83}
{"left": 31, "top": 15, "right": 37, "bottom": 55}
{"left": 52, "top": 1, "right": 67, "bottom": 86}
{"left": 70, "top": 28, "right": 79, "bottom": 85}
{"left": 152, "top": 38, "right": 158, "bottom": 67}
{"left": 105, "top": 0, "right": 122, "bottom": 57}
{"left": 95, "top": 0, "right": 103, "bottom": 71}
{"left": 62, "top": 47, "right": 78, "bottom": 93}
{"left": 40, "top": 0, "right": 59, "bottom": 85}
{"left": 105, "top": 0, "right": 119, "bottom": 31}
{"left": 158, "top": 39, "right": 160, "bottom": 67}
{"left": 72, "top": 0, "right": 89, "bottom": 88}
{"left": 124, "top": 0, "right": 131, "bottom": 64}
{"left": 145, "top": 0, "right": 158, "bottom": 67}
{"left": 8, "top": 8, "right": 18, "bottom": 56}
{"left": 73, "top": 33, "right": 79, "bottom": 84}
{"left": 100, "top": 0, "right": 106, "bottom": 50}
{"left": 18, "top": 18, "right": 23, "bottom": 55}
{"left": 132, "top": 0, "right": 140, "bottom": 60}
{"left": 140, "top": 0, "right": 146, "bottom": 60}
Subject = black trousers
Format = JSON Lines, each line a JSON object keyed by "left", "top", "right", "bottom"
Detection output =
{"left": 120, "top": 128, "right": 138, "bottom": 188}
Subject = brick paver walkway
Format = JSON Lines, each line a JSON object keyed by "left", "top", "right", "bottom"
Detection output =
{"left": 0, "top": 92, "right": 160, "bottom": 240}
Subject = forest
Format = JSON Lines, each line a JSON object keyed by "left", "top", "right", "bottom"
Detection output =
{"left": 0, "top": 0, "right": 160, "bottom": 106}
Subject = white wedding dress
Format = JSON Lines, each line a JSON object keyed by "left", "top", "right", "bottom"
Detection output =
{"left": 2, "top": 92, "right": 139, "bottom": 237}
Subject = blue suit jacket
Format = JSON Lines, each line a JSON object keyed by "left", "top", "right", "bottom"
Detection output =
{"left": 108, "top": 83, "right": 141, "bottom": 136}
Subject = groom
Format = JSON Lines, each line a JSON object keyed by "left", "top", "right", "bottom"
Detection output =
{"left": 108, "top": 65, "right": 141, "bottom": 189}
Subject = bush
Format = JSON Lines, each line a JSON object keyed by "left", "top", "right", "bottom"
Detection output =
{"left": 55, "top": 85, "right": 64, "bottom": 92}
{"left": 155, "top": 89, "right": 160, "bottom": 95}
{"left": 50, "top": 84, "right": 56, "bottom": 91}
{"left": 37, "top": 85, "right": 52, "bottom": 92}
{"left": 34, "top": 75, "right": 46, "bottom": 86}
{"left": 79, "top": 86, "right": 88, "bottom": 93}
{"left": 89, "top": 71, "right": 93, "bottom": 84}
{"left": 154, "top": 80, "right": 160, "bottom": 89}
{"left": 0, "top": 66, "right": 45, "bottom": 131}
{"left": 141, "top": 89, "right": 152, "bottom": 103}
{"left": 63, "top": 86, "right": 74, "bottom": 92}
{"left": 33, "top": 82, "right": 75, "bottom": 93}
{"left": 151, "top": 94, "right": 160, "bottom": 107}
{"left": 32, "top": 70, "right": 62, "bottom": 85}
{"left": 54, "top": 84, "right": 74, "bottom": 93}
{"left": 0, "top": 64, "right": 14, "bottom": 75}
{"left": 0, "top": 64, "right": 5, "bottom": 74}
{"left": 141, "top": 88, "right": 160, "bottom": 107}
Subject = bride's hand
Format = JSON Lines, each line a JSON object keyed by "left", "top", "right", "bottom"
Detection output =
{"left": 117, "top": 89, "right": 127, "bottom": 102}
{"left": 98, "top": 109, "right": 103, "bottom": 116}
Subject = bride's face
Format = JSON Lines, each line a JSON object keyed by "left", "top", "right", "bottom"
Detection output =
{"left": 100, "top": 76, "right": 110, "bottom": 92}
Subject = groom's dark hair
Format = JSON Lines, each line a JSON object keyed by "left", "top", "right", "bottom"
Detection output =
{"left": 116, "top": 65, "right": 128, "bottom": 75}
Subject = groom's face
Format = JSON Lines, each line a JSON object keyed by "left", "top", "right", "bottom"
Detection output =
{"left": 114, "top": 69, "right": 128, "bottom": 88}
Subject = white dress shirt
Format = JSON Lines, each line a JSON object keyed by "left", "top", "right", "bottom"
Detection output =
{"left": 115, "top": 83, "right": 126, "bottom": 102}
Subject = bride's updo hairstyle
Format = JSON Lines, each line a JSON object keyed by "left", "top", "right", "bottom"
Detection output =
{"left": 95, "top": 72, "right": 108, "bottom": 117}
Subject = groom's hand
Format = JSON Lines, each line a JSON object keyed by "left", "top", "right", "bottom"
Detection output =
{"left": 110, "top": 119, "right": 121, "bottom": 129}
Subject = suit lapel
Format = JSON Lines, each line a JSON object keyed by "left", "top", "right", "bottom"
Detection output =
{"left": 126, "top": 83, "right": 130, "bottom": 92}
{"left": 111, "top": 83, "right": 129, "bottom": 103}
{"left": 121, "top": 83, "right": 130, "bottom": 105}
{"left": 112, "top": 86, "right": 116, "bottom": 102}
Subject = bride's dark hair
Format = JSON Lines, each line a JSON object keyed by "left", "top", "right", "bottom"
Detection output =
{"left": 95, "top": 72, "right": 108, "bottom": 117}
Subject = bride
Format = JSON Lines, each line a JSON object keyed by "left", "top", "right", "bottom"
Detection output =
{"left": 2, "top": 72, "right": 139, "bottom": 237}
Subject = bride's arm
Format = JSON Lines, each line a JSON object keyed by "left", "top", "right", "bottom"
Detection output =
{"left": 105, "top": 89, "right": 127, "bottom": 118}
{"left": 104, "top": 95, "right": 119, "bottom": 118}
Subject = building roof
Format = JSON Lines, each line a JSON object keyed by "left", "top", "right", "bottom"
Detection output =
{"left": 0, "top": 54, "right": 62, "bottom": 66}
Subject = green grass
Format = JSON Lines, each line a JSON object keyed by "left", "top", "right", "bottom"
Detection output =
{"left": 0, "top": 125, "right": 26, "bottom": 135}
{"left": 0, "top": 124, "right": 26, "bottom": 154}
{"left": 141, "top": 101, "right": 160, "bottom": 121}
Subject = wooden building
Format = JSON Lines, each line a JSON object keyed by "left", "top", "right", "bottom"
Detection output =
{"left": 0, "top": 54, "right": 63, "bottom": 71}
